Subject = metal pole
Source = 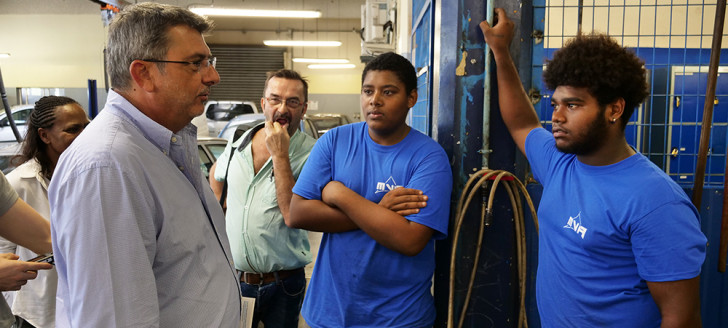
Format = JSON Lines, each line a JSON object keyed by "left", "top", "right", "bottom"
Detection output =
{"left": 481, "top": 0, "right": 495, "bottom": 169}
{"left": 0, "top": 66, "right": 23, "bottom": 143}
{"left": 692, "top": 0, "right": 726, "bottom": 208}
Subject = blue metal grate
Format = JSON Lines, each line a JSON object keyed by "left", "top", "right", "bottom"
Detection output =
{"left": 532, "top": 0, "right": 728, "bottom": 186}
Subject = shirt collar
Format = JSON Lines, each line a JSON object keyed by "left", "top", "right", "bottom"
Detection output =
{"left": 106, "top": 90, "right": 197, "bottom": 153}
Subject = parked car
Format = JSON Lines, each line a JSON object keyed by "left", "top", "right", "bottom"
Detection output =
{"left": 198, "top": 137, "right": 228, "bottom": 179}
{"left": 217, "top": 113, "right": 265, "bottom": 141}
{"left": 204, "top": 100, "right": 260, "bottom": 137}
{"left": 302, "top": 113, "right": 351, "bottom": 138}
{"left": 0, "top": 142, "right": 22, "bottom": 174}
{"left": 0, "top": 104, "right": 34, "bottom": 143}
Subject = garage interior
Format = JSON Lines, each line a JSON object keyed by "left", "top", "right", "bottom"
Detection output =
{"left": 1, "top": 0, "right": 728, "bottom": 327}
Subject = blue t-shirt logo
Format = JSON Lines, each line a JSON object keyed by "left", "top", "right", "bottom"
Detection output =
{"left": 375, "top": 176, "right": 400, "bottom": 193}
{"left": 563, "top": 212, "right": 588, "bottom": 239}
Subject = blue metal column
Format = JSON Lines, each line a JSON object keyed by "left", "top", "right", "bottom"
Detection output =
{"left": 431, "top": 0, "right": 534, "bottom": 327}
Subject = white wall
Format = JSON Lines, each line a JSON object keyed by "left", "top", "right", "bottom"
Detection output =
{"left": 0, "top": 14, "right": 107, "bottom": 88}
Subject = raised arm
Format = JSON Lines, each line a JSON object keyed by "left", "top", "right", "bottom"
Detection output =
{"left": 265, "top": 121, "right": 298, "bottom": 222}
{"left": 480, "top": 8, "right": 542, "bottom": 155}
{"left": 647, "top": 277, "right": 702, "bottom": 328}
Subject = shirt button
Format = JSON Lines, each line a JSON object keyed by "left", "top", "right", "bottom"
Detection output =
{"left": 178, "top": 166, "right": 184, "bottom": 171}
{"left": 163, "top": 150, "right": 169, "bottom": 156}
{"left": 171, "top": 136, "right": 178, "bottom": 143}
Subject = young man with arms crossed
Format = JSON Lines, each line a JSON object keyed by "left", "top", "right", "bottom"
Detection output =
{"left": 288, "top": 52, "right": 452, "bottom": 327}
{"left": 481, "top": 8, "right": 706, "bottom": 327}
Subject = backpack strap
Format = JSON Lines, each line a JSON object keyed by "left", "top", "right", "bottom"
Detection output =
{"left": 219, "top": 123, "right": 265, "bottom": 208}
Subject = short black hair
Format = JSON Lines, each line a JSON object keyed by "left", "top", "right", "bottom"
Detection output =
{"left": 361, "top": 52, "right": 417, "bottom": 94}
{"left": 543, "top": 33, "right": 649, "bottom": 127}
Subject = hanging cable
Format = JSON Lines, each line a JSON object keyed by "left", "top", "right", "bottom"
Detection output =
{"left": 448, "top": 168, "right": 539, "bottom": 328}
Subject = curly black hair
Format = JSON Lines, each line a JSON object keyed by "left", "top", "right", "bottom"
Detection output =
{"left": 543, "top": 33, "right": 649, "bottom": 127}
{"left": 362, "top": 52, "right": 417, "bottom": 94}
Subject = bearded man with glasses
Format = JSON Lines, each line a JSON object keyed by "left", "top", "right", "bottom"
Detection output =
{"left": 49, "top": 3, "right": 241, "bottom": 327}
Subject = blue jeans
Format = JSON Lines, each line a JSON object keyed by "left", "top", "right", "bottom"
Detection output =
{"left": 239, "top": 269, "right": 306, "bottom": 328}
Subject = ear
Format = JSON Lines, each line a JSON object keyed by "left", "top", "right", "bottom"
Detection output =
{"left": 607, "top": 97, "right": 626, "bottom": 123}
{"left": 407, "top": 89, "right": 418, "bottom": 109}
{"left": 38, "top": 128, "right": 51, "bottom": 145}
{"left": 301, "top": 102, "right": 308, "bottom": 116}
{"left": 129, "top": 60, "right": 156, "bottom": 92}
{"left": 261, "top": 97, "right": 266, "bottom": 112}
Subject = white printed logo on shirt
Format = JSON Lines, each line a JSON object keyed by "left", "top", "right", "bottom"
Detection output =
{"left": 563, "top": 212, "right": 588, "bottom": 239}
{"left": 375, "top": 176, "right": 400, "bottom": 193}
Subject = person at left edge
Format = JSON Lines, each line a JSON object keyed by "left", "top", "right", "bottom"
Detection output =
{"left": 49, "top": 3, "right": 241, "bottom": 327}
{"left": 0, "top": 95, "right": 89, "bottom": 328}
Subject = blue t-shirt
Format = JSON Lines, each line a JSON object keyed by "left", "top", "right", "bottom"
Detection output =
{"left": 526, "top": 128, "right": 706, "bottom": 327}
{"left": 293, "top": 122, "right": 452, "bottom": 328}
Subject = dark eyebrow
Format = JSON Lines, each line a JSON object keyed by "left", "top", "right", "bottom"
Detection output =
{"left": 555, "top": 97, "right": 585, "bottom": 103}
{"left": 361, "top": 84, "right": 400, "bottom": 89}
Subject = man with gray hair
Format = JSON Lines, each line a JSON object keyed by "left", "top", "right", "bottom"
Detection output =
{"left": 49, "top": 3, "right": 241, "bottom": 327}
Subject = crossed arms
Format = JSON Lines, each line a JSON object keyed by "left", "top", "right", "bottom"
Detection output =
{"left": 289, "top": 185, "right": 431, "bottom": 256}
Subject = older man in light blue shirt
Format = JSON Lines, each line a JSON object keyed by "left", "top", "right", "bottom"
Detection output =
{"left": 49, "top": 3, "right": 241, "bottom": 327}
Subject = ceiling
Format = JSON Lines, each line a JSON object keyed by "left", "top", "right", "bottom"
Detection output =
{"left": 1, "top": 0, "right": 365, "bottom": 33}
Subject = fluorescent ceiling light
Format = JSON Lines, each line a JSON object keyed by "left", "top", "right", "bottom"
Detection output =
{"left": 293, "top": 58, "right": 349, "bottom": 64}
{"left": 190, "top": 7, "right": 321, "bottom": 18}
{"left": 308, "top": 64, "right": 356, "bottom": 69}
{"left": 0, "top": 53, "right": 10, "bottom": 58}
{"left": 264, "top": 40, "right": 341, "bottom": 47}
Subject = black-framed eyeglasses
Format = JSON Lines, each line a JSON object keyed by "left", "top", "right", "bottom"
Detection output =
{"left": 266, "top": 96, "right": 304, "bottom": 109}
{"left": 139, "top": 57, "right": 216, "bottom": 72}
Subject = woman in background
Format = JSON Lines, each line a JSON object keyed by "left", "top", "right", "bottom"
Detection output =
{"left": 0, "top": 95, "right": 89, "bottom": 328}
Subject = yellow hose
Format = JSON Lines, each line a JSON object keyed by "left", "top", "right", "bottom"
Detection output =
{"left": 447, "top": 169, "right": 539, "bottom": 328}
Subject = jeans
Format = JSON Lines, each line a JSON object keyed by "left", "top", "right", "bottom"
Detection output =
{"left": 239, "top": 269, "right": 306, "bottom": 328}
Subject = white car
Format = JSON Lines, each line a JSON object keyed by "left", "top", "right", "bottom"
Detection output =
{"left": 0, "top": 104, "right": 33, "bottom": 143}
{"left": 204, "top": 100, "right": 260, "bottom": 137}
{"left": 0, "top": 142, "right": 22, "bottom": 174}
{"left": 217, "top": 113, "right": 265, "bottom": 141}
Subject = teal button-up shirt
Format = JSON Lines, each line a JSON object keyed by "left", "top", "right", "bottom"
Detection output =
{"left": 215, "top": 124, "right": 316, "bottom": 273}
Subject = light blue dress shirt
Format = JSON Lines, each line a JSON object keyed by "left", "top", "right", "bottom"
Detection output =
{"left": 49, "top": 90, "right": 241, "bottom": 327}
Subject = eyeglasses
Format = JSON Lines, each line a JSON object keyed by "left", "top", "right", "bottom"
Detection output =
{"left": 139, "top": 57, "right": 216, "bottom": 72}
{"left": 265, "top": 96, "right": 304, "bottom": 109}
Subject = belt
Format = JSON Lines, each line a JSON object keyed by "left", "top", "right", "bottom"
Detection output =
{"left": 239, "top": 267, "right": 304, "bottom": 285}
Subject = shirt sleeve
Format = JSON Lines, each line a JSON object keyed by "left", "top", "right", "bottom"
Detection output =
{"left": 50, "top": 165, "right": 160, "bottom": 327}
{"left": 0, "top": 172, "right": 18, "bottom": 217}
{"left": 631, "top": 200, "right": 707, "bottom": 281}
{"left": 292, "top": 131, "right": 334, "bottom": 201}
{"left": 525, "top": 127, "right": 559, "bottom": 186}
{"left": 400, "top": 149, "right": 452, "bottom": 239}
